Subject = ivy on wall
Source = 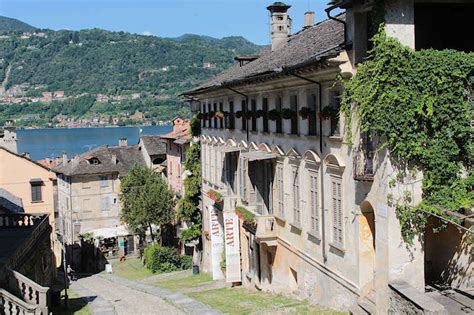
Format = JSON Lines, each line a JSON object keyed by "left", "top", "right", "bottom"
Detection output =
{"left": 341, "top": 30, "right": 473, "bottom": 243}
{"left": 178, "top": 114, "right": 203, "bottom": 241}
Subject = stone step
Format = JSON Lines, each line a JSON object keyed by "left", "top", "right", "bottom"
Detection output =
{"left": 358, "top": 299, "right": 376, "bottom": 315}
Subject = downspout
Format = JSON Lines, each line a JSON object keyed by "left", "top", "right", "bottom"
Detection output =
{"left": 226, "top": 86, "right": 250, "bottom": 142}
{"left": 288, "top": 72, "right": 328, "bottom": 263}
{"left": 325, "top": 4, "right": 352, "bottom": 50}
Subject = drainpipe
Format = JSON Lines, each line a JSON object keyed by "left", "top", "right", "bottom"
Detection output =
{"left": 325, "top": 4, "right": 352, "bottom": 50}
{"left": 288, "top": 72, "right": 328, "bottom": 263}
{"left": 226, "top": 86, "right": 250, "bottom": 142}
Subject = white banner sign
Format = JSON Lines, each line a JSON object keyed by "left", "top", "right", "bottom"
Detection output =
{"left": 209, "top": 205, "right": 224, "bottom": 280}
{"left": 224, "top": 212, "right": 241, "bottom": 283}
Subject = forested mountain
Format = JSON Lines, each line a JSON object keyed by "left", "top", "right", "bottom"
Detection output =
{"left": 0, "top": 21, "right": 261, "bottom": 126}
{"left": 0, "top": 16, "right": 36, "bottom": 32}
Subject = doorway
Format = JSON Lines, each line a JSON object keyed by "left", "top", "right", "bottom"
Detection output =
{"left": 360, "top": 201, "right": 375, "bottom": 294}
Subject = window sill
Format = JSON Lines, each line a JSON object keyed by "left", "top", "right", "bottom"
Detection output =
{"left": 289, "top": 222, "right": 302, "bottom": 232}
{"left": 31, "top": 200, "right": 44, "bottom": 204}
{"left": 307, "top": 231, "right": 321, "bottom": 242}
{"left": 329, "top": 242, "right": 345, "bottom": 253}
{"left": 328, "top": 135, "right": 343, "bottom": 142}
{"left": 274, "top": 214, "right": 286, "bottom": 223}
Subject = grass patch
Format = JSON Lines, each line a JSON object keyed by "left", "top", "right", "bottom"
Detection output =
{"left": 152, "top": 272, "right": 214, "bottom": 291}
{"left": 50, "top": 290, "right": 91, "bottom": 315}
{"left": 188, "top": 287, "right": 346, "bottom": 315}
{"left": 107, "top": 256, "right": 154, "bottom": 280}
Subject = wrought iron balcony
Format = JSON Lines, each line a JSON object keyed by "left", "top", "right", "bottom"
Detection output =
{"left": 353, "top": 148, "right": 375, "bottom": 181}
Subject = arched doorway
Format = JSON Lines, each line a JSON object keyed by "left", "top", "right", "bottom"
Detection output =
{"left": 360, "top": 201, "right": 376, "bottom": 294}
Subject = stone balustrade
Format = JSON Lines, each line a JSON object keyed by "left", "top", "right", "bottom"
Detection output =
{"left": 255, "top": 215, "right": 277, "bottom": 246}
{"left": 4, "top": 269, "right": 48, "bottom": 315}
{"left": 0, "top": 214, "right": 45, "bottom": 229}
{"left": 0, "top": 288, "right": 38, "bottom": 315}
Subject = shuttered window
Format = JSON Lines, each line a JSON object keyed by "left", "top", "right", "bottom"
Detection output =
{"left": 292, "top": 167, "right": 300, "bottom": 225}
{"left": 239, "top": 158, "right": 247, "bottom": 202}
{"left": 101, "top": 196, "right": 110, "bottom": 211}
{"left": 331, "top": 177, "right": 343, "bottom": 246}
{"left": 276, "top": 163, "right": 284, "bottom": 218}
{"left": 309, "top": 170, "right": 319, "bottom": 234}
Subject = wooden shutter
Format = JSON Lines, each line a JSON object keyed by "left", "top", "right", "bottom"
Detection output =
{"left": 332, "top": 177, "right": 343, "bottom": 245}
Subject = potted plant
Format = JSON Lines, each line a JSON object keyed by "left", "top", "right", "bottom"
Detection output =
{"left": 207, "top": 189, "right": 223, "bottom": 204}
{"left": 235, "top": 111, "right": 243, "bottom": 118}
{"left": 244, "top": 111, "right": 254, "bottom": 120}
{"left": 299, "top": 107, "right": 311, "bottom": 120}
{"left": 235, "top": 206, "right": 255, "bottom": 225}
{"left": 268, "top": 109, "right": 280, "bottom": 121}
{"left": 203, "top": 230, "right": 210, "bottom": 241}
{"left": 282, "top": 108, "right": 295, "bottom": 120}
{"left": 255, "top": 109, "right": 265, "bottom": 118}
{"left": 319, "top": 106, "right": 338, "bottom": 120}
{"left": 214, "top": 111, "right": 225, "bottom": 119}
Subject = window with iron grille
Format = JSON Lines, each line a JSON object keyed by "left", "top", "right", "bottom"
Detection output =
{"left": 331, "top": 176, "right": 343, "bottom": 246}
{"left": 262, "top": 97, "right": 269, "bottom": 132}
{"left": 251, "top": 99, "right": 257, "bottom": 132}
{"left": 276, "top": 96, "right": 283, "bottom": 133}
{"left": 292, "top": 167, "right": 300, "bottom": 225}
{"left": 309, "top": 170, "right": 319, "bottom": 234}
{"left": 290, "top": 94, "right": 298, "bottom": 135}
{"left": 307, "top": 91, "right": 318, "bottom": 135}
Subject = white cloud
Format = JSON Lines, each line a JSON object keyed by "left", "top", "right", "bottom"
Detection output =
{"left": 142, "top": 31, "right": 153, "bottom": 36}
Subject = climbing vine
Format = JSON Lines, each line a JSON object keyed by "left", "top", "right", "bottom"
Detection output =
{"left": 341, "top": 29, "right": 474, "bottom": 243}
{"left": 178, "top": 114, "right": 202, "bottom": 241}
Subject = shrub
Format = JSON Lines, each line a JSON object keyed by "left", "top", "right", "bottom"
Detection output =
{"left": 180, "top": 255, "right": 193, "bottom": 270}
{"left": 144, "top": 243, "right": 180, "bottom": 273}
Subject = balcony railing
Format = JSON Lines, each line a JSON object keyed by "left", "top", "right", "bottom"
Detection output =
{"left": 255, "top": 215, "right": 277, "bottom": 246}
{"left": 353, "top": 148, "right": 375, "bottom": 181}
{"left": 0, "top": 288, "right": 38, "bottom": 315}
{"left": 4, "top": 268, "right": 48, "bottom": 315}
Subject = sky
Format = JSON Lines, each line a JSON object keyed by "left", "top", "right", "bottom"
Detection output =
{"left": 0, "top": 0, "right": 334, "bottom": 45}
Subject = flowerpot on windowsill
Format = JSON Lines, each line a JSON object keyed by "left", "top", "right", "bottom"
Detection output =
{"left": 299, "top": 107, "right": 312, "bottom": 120}
{"left": 203, "top": 230, "right": 210, "bottom": 241}
{"left": 282, "top": 109, "right": 295, "bottom": 120}
{"left": 319, "top": 106, "right": 338, "bottom": 121}
{"left": 235, "top": 206, "right": 255, "bottom": 226}
{"left": 207, "top": 189, "right": 223, "bottom": 204}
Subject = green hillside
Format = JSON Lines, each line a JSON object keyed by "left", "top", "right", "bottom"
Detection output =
{"left": 0, "top": 23, "right": 261, "bottom": 126}
{"left": 0, "top": 16, "right": 36, "bottom": 32}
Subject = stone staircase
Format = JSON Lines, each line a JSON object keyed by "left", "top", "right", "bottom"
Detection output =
{"left": 0, "top": 213, "right": 51, "bottom": 314}
{"left": 350, "top": 290, "right": 376, "bottom": 315}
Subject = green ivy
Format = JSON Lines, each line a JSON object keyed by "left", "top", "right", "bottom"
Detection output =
{"left": 342, "top": 29, "right": 473, "bottom": 244}
{"left": 178, "top": 113, "right": 203, "bottom": 242}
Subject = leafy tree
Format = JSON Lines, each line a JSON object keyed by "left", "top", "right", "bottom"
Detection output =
{"left": 120, "top": 164, "right": 175, "bottom": 242}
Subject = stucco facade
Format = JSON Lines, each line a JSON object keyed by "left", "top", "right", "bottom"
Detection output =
{"left": 0, "top": 147, "right": 59, "bottom": 265}
{"left": 186, "top": 0, "right": 472, "bottom": 312}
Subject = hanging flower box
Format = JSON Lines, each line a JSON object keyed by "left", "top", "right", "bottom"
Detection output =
{"left": 214, "top": 111, "right": 225, "bottom": 119}
{"left": 235, "top": 111, "right": 243, "bottom": 118}
{"left": 208, "top": 111, "right": 216, "bottom": 118}
{"left": 196, "top": 112, "right": 203, "bottom": 120}
{"left": 319, "top": 106, "right": 339, "bottom": 121}
{"left": 282, "top": 108, "right": 295, "bottom": 120}
{"left": 235, "top": 206, "right": 255, "bottom": 224}
{"left": 268, "top": 109, "right": 280, "bottom": 121}
{"left": 207, "top": 189, "right": 223, "bottom": 204}
{"left": 244, "top": 111, "right": 254, "bottom": 120}
{"left": 299, "top": 107, "right": 312, "bottom": 120}
{"left": 255, "top": 109, "right": 265, "bottom": 118}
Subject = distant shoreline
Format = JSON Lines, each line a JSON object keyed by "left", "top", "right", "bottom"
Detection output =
{"left": 18, "top": 124, "right": 171, "bottom": 131}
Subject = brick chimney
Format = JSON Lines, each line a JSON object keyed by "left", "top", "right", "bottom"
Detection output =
{"left": 267, "top": 2, "right": 292, "bottom": 51}
{"left": 111, "top": 154, "right": 117, "bottom": 164}
{"left": 304, "top": 11, "right": 315, "bottom": 28}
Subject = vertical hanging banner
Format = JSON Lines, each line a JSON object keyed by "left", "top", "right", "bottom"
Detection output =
{"left": 224, "top": 211, "right": 241, "bottom": 283}
{"left": 209, "top": 205, "right": 224, "bottom": 280}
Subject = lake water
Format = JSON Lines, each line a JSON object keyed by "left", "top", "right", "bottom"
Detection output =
{"left": 17, "top": 125, "right": 172, "bottom": 160}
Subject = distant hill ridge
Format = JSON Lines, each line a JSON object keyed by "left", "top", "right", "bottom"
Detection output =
{"left": 0, "top": 16, "right": 261, "bottom": 126}
{"left": 0, "top": 16, "right": 36, "bottom": 32}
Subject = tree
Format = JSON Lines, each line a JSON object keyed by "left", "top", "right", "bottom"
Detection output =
{"left": 120, "top": 164, "right": 175, "bottom": 242}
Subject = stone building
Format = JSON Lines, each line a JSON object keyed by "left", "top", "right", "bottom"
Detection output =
{"left": 0, "top": 120, "right": 18, "bottom": 153}
{"left": 161, "top": 118, "right": 191, "bottom": 196}
{"left": 0, "top": 147, "right": 60, "bottom": 266}
{"left": 184, "top": 1, "right": 472, "bottom": 313}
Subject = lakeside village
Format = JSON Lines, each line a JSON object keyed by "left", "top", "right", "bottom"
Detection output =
{"left": 0, "top": 88, "right": 172, "bottom": 128}
{"left": 0, "top": 1, "right": 473, "bottom": 314}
